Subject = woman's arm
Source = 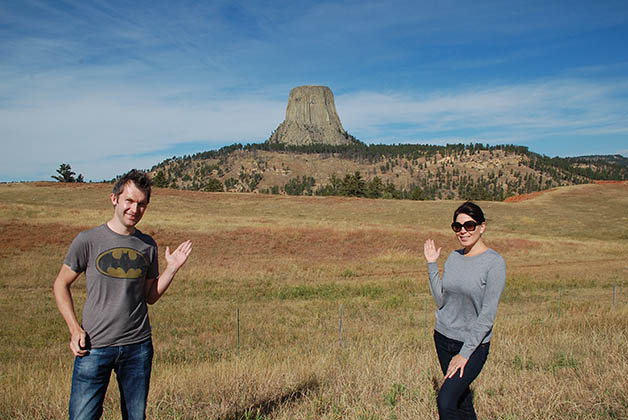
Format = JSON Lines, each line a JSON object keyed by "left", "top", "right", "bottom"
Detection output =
{"left": 424, "top": 239, "right": 444, "bottom": 307}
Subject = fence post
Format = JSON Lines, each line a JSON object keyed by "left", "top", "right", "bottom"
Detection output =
{"left": 423, "top": 299, "right": 427, "bottom": 338}
{"left": 236, "top": 307, "right": 240, "bottom": 355}
{"left": 339, "top": 304, "right": 343, "bottom": 347}
{"left": 613, "top": 282, "right": 617, "bottom": 308}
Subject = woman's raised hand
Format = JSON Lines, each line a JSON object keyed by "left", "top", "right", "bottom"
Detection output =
{"left": 424, "top": 239, "right": 441, "bottom": 263}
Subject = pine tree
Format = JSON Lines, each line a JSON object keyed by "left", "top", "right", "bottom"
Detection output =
{"left": 52, "top": 163, "right": 83, "bottom": 182}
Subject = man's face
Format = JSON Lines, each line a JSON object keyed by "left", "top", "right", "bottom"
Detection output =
{"left": 110, "top": 181, "right": 149, "bottom": 229}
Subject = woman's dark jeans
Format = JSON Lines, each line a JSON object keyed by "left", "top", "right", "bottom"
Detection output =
{"left": 434, "top": 330, "right": 490, "bottom": 420}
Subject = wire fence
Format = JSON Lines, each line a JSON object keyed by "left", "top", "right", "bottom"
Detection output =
{"left": 231, "top": 282, "right": 623, "bottom": 353}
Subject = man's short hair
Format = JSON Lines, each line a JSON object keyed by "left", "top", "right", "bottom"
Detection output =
{"left": 112, "top": 169, "right": 152, "bottom": 204}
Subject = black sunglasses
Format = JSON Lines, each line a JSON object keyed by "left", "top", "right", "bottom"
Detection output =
{"left": 451, "top": 221, "right": 479, "bottom": 232}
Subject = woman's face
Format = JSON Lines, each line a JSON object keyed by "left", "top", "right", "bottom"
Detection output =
{"left": 454, "top": 213, "right": 485, "bottom": 249}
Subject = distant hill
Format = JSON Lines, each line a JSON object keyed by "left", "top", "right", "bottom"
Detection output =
{"left": 148, "top": 85, "right": 626, "bottom": 201}
{"left": 148, "top": 142, "right": 628, "bottom": 201}
{"left": 571, "top": 154, "right": 628, "bottom": 168}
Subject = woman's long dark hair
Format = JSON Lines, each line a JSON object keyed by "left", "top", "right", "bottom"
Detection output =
{"left": 453, "top": 201, "right": 485, "bottom": 224}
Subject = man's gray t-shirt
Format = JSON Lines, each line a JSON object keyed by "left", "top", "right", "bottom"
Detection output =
{"left": 428, "top": 248, "right": 506, "bottom": 359}
{"left": 64, "top": 223, "right": 159, "bottom": 348}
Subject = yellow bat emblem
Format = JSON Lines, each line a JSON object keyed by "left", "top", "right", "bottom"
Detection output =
{"left": 96, "top": 248, "right": 149, "bottom": 279}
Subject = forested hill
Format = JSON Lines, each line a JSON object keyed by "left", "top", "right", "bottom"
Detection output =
{"left": 148, "top": 142, "right": 628, "bottom": 201}
{"left": 572, "top": 154, "right": 628, "bottom": 168}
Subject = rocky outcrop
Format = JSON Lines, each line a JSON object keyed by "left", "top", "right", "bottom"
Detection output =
{"left": 268, "top": 85, "right": 355, "bottom": 146}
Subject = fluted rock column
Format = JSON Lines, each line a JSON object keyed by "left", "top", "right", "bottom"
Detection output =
{"left": 268, "top": 85, "right": 353, "bottom": 146}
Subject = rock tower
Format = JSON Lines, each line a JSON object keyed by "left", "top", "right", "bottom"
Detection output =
{"left": 268, "top": 85, "right": 355, "bottom": 146}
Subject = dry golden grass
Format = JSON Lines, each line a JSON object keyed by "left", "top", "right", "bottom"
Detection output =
{"left": 1, "top": 181, "right": 627, "bottom": 419}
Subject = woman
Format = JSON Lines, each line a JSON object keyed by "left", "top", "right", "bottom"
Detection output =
{"left": 423, "top": 201, "right": 506, "bottom": 420}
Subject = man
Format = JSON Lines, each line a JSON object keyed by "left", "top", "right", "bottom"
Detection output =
{"left": 54, "top": 169, "right": 192, "bottom": 420}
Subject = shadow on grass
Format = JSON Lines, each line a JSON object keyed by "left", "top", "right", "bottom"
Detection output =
{"left": 220, "top": 377, "right": 319, "bottom": 420}
{"left": 431, "top": 375, "right": 440, "bottom": 396}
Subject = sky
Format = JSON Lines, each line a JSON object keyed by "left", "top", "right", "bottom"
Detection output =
{"left": 1, "top": 0, "right": 627, "bottom": 182}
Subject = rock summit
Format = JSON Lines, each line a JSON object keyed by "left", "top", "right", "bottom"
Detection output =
{"left": 268, "top": 85, "right": 355, "bottom": 146}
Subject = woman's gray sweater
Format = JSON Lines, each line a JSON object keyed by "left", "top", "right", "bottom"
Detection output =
{"left": 427, "top": 248, "right": 506, "bottom": 359}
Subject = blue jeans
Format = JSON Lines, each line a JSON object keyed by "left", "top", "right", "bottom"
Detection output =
{"left": 69, "top": 339, "right": 153, "bottom": 420}
{"left": 434, "top": 330, "right": 490, "bottom": 420}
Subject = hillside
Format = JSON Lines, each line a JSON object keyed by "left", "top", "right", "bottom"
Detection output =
{"left": 149, "top": 142, "right": 628, "bottom": 201}
{"left": 570, "top": 154, "right": 628, "bottom": 168}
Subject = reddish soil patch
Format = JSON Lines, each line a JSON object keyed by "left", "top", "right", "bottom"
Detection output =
{"left": 491, "top": 238, "right": 538, "bottom": 253}
{"left": 150, "top": 226, "right": 438, "bottom": 267}
{"left": 0, "top": 222, "right": 86, "bottom": 256}
{"left": 592, "top": 180, "right": 628, "bottom": 184}
{"left": 2, "top": 221, "right": 436, "bottom": 265}
{"left": 504, "top": 189, "right": 556, "bottom": 203}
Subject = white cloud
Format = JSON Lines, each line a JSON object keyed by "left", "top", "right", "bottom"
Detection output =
{"left": 3, "top": 75, "right": 627, "bottom": 181}
{"left": 336, "top": 78, "right": 628, "bottom": 145}
{"left": 2, "top": 1, "right": 627, "bottom": 180}
{"left": 0, "top": 72, "right": 286, "bottom": 181}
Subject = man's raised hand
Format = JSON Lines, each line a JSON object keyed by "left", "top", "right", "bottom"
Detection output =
{"left": 165, "top": 240, "right": 193, "bottom": 271}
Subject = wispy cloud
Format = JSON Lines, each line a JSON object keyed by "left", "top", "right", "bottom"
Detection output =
{"left": 0, "top": 71, "right": 286, "bottom": 181}
{"left": 1, "top": 1, "right": 627, "bottom": 181}
{"left": 337, "top": 78, "right": 628, "bottom": 148}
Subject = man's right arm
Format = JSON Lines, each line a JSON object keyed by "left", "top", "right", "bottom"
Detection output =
{"left": 53, "top": 264, "right": 88, "bottom": 357}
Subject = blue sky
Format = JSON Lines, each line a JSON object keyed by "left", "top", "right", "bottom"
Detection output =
{"left": 1, "top": 0, "right": 627, "bottom": 182}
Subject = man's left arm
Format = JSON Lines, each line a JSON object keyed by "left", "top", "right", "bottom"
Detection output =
{"left": 145, "top": 240, "right": 193, "bottom": 304}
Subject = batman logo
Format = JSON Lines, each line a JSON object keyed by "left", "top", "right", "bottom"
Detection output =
{"left": 96, "top": 248, "right": 149, "bottom": 279}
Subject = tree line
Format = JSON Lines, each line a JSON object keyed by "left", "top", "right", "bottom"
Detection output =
{"left": 153, "top": 141, "right": 627, "bottom": 182}
{"left": 143, "top": 141, "right": 627, "bottom": 201}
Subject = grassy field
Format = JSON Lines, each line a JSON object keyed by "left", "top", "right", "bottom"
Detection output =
{"left": 1, "top": 181, "right": 627, "bottom": 420}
